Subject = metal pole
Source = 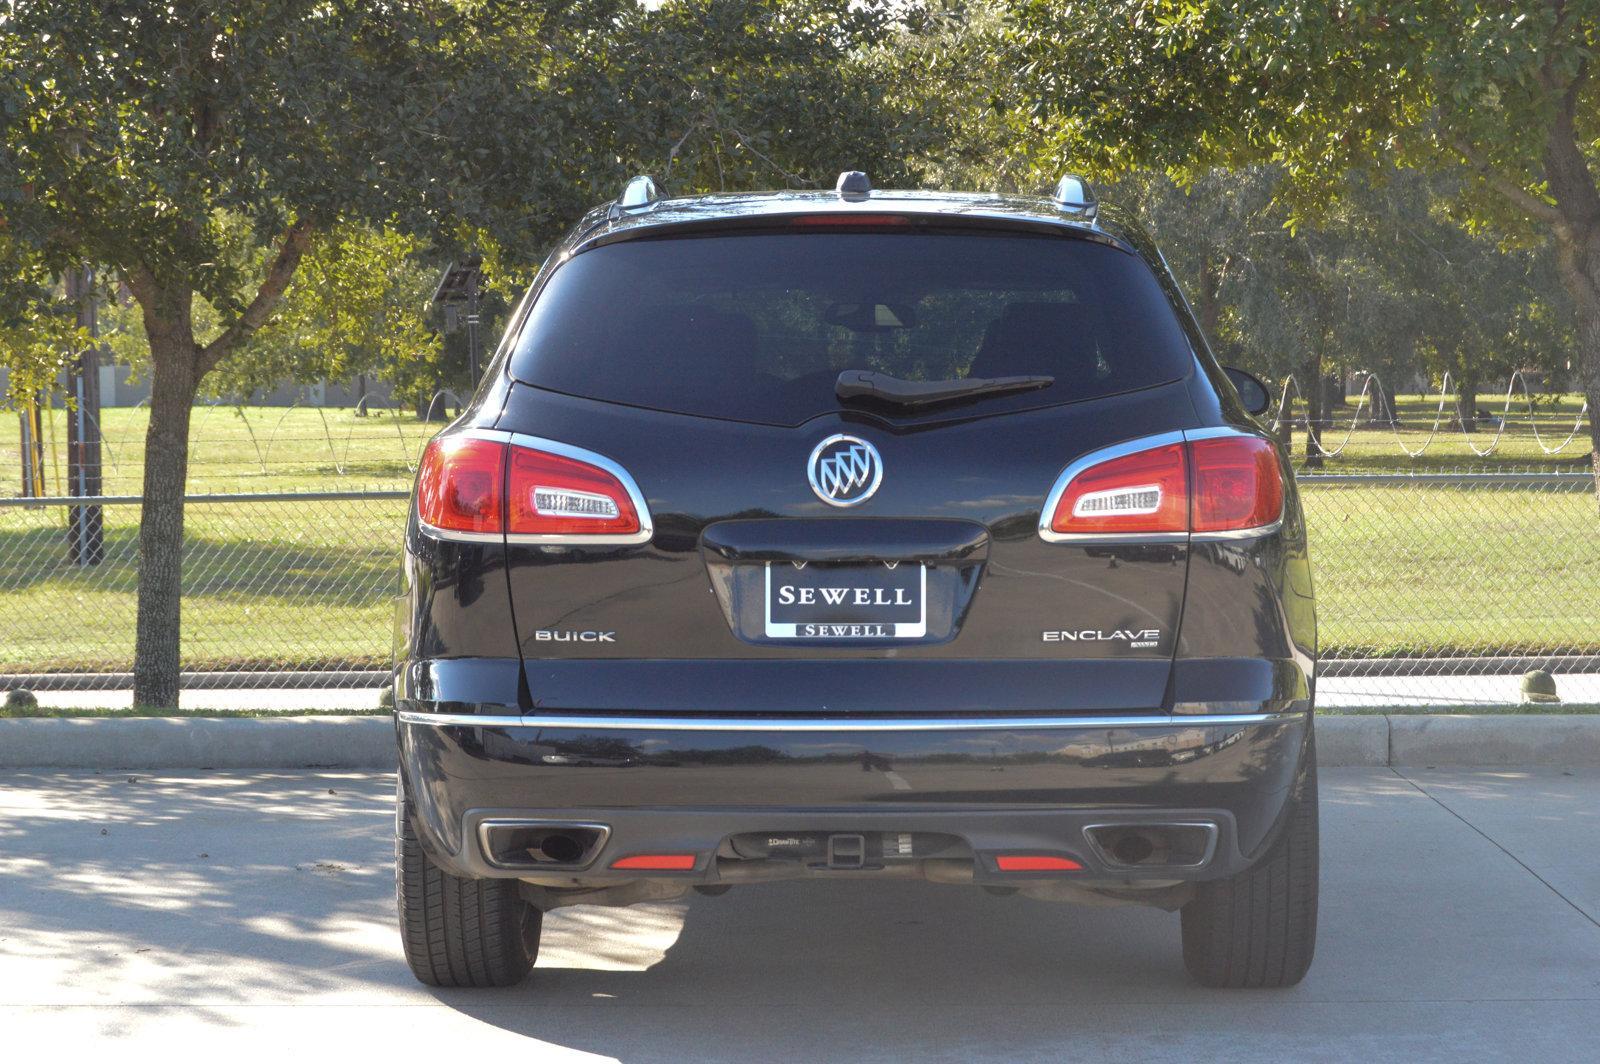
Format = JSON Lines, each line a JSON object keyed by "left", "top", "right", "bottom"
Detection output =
{"left": 65, "top": 265, "right": 104, "bottom": 565}
{"left": 465, "top": 267, "right": 481, "bottom": 389}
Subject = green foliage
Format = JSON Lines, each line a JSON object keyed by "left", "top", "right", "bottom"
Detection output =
{"left": 101, "top": 222, "right": 442, "bottom": 405}
{"left": 999, "top": 1, "right": 1594, "bottom": 234}
{"left": 0, "top": 236, "right": 90, "bottom": 407}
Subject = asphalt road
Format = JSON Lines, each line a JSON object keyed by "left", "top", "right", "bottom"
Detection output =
{"left": 3, "top": 768, "right": 1599, "bottom": 1061}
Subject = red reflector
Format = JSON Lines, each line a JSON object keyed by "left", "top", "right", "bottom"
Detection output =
{"left": 996, "top": 855, "right": 1083, "bottom": 872}
{"left": 1191, "top": 435, "right": 1282, "bottom": 532}
{"left": 1050, "top": 442, "right": 1188, "bottom": 536}
{"left": 416, "top": 436, "right": 505, "bottom": 535}
{"left": 507, "top": 444, "right": 639, "bottom": 536}
{"left": 789, "top": 214, "right": 910, "bottom": 227}
{"left": 611, "top": 854, "right": 696, "bottom": 871}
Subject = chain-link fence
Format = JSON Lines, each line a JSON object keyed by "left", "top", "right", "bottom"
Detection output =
{"left": 1, "top": 473, "right": 1596, "bottom": 705}
{"left": 0, "top": 490, "right": 407, "bottom": 688}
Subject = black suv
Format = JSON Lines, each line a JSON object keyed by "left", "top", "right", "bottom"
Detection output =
{"left": 394, "top": 173, "right": 1318, "bottom": 990}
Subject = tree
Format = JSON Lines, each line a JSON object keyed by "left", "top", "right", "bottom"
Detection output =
{"left": 0, "top": 0, "right": 634, "bottom": 704}
{"left": 100, "top": 220, "right": 444, "bottom": 408}
{"left": 2, "top": 0, "right": 938, "bottom": 705}
{"left": 1001, "top": 1, "right": 1600, "bottom": 479}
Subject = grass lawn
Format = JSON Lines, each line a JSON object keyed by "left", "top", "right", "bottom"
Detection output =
{"left": 1304, "top": 483, "right": 1600, "bottom": 657}
{"left": 0, "top": 401, "right": 1595, "bottom": 672}
{"left": 2, "top": 404, "right": 443, "bottom": 494}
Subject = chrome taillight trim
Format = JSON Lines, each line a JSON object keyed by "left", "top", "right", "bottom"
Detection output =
{"left": 1037, "top": 426, "right": 1284, "bottom": 544}
{"left": 414, "top": 428, "right": 655, "bottom": 546}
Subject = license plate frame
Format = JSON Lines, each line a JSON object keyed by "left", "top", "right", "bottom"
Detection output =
{"left": 763, "top": 561, "right": 927, "bottom": 640}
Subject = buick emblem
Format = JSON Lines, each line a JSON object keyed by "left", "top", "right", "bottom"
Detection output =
{"left": 807, "top": 434, "right": 883, "bottom": 507}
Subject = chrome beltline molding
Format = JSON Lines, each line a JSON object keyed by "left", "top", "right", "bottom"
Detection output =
{"left": 396, "top": 710, "right": 1298, "bottom": 732}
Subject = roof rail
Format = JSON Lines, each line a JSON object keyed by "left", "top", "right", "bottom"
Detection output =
{"left": 616, "top": 175, "right": 661, "bottom": 211}
{"left": 1052, "top": 174, "right": 1097, "bottom": 221}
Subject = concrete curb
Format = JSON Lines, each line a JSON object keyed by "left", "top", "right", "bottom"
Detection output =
{"left": 0, "top": 715, "right": 395, "bottom": 769}
{"left": 1386, "top": 714, "right": 1600, "bottom": 766}
{"left": 1313, "top": 715, "right": 1391, "bottom": 766}
{"left": 3, "top": 714, "right": 1600, "bottom": 770}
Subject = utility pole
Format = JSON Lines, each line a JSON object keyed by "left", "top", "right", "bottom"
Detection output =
{"left": 64, "top": 265, "right": 104, "bottom": 565}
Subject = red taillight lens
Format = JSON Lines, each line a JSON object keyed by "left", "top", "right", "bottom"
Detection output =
{"left": 1047, "top": 433, "right": 1282, "bottom": 538}
{"left": 507, "top": 445, "right": 640, "bottom": 537}
{"left": 995, "top": 855, "right": 1083, "bottom": 872}
{"left": 1050, "top": 442, "right": 1188, "bottom": 536}
{"left": 416, "top": 435, "right": 646, "bottom": 541}
{"left": 416, "top": 436, "right": 505, "bottom": 535}
{"left": 1191, "top": 435, "right": 1282, "bottom": 532}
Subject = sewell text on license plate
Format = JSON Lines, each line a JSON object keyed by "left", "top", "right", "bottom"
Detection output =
{"left": 764, "top": 561, "right": 927, "bottom": 639}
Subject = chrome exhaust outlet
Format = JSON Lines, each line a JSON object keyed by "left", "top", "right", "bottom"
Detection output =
{"left": 1083, "top": 821, "right": 1218, "bottom": 870}
{"left": 477, "top": 820, "right": 611, "bottom": 870}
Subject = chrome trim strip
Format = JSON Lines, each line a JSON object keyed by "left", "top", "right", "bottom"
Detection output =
{"left": 1037, "top": 426, "right": 1285, "bottom": 544}
{"left": 1191, "top": 516, "right": 1284, "bottom": 542}
{"left": 415, "top": 429, "right": 655, "bottom": 547}
{"left": 396, "top": 710, "right": 1296, "bottom": 732}
{"left": 1038, "top": 430, "right": 1187, "bottom": 544}
{"left": 1183, "top": 425, "right": 1257, "bottom": 442}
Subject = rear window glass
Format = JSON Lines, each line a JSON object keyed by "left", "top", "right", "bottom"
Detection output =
{"left": 508, "top": 231, "right": 1194, "bottom": 425}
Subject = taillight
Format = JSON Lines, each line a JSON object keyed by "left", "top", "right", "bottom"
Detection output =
{"left": 1049, "top": 442, "right": 1188, "bottom": 536}
{"left": 507, "top": 444, "right": 640, "bottom": 537}
{"left": 416, "top": 432, "right": 651, "bottom": 544}
{"left": 416, "top": 436, "right": 505, "bottom": 536}
{"left": 1191, "top": 435, "right": 1283, "bottom": 532}
{"left": 1043, "top": 431, "right": 1282, "bottom": 540}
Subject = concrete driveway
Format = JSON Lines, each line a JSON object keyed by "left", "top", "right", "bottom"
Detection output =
{"left": 2, "top": 767, "right": 1598, "bottom": 1061}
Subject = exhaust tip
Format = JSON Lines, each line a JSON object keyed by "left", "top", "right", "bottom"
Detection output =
{"left": 1084, "top": 822, "right": 1218, "bottom": 869}
{"left": 477, "top": 820, "right": 610, "bottom": 869}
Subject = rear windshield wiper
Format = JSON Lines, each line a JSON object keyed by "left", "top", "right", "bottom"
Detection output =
{"left": 835, "top": 370, "right": 1054, "bottom": 410}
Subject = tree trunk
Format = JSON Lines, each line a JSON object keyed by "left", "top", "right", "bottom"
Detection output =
{"left": 1549, "top": 226, "right": 1600, "bottom": 500}
{"left": 1574, "top": 290, "right": 1600, "bottom": 500}
{"left": 132, "top": 304, "right": 200, "bottom": 708}
{"left": 1195, "top": 255, "right": 1223, "bottom": 342}
{"left": 123, "top": 224, "right": 313, "bottom": 706}
{"left": 1300, "top": 353, "right": 1324, "bottom": 469}
{"left": 1456, "top": 371, "right": 1479, "bottom": 433}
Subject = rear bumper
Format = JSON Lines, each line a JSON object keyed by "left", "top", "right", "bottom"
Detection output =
{"left": 397, "top": 708, "right": 1312, "bottom": 886}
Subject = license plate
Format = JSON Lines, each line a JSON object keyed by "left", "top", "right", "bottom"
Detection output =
{"left": 764, "top": 562, "right": 926, "bottom": 639}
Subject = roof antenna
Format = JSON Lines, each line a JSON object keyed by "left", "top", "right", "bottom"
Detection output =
{"left": 616, "top": 175, "right": 661, "bottom": 211}
{"left": 835, "top": 170, "right": 872, "bottom": 202}
{"left": 1052, "top": 174, "right": 1098, "bottom": 221}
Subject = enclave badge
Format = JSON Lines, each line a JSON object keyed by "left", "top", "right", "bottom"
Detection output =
{"left": 807, "top": 434, "right": 883, "bottom": 507}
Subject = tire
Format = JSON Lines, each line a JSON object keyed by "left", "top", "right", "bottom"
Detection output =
{"left": 1180, "top": 737, "right": 1318, "bottom": 988}
{"left": 396, "top": 781, "right": 542, "bottom": 988}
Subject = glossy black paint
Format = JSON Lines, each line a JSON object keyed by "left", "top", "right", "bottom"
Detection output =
{"left": 393, "top": 187, "right": 1317, "bottom": 896}
{"left": 397, "top": 714, "right": 1310, "bottom": 883}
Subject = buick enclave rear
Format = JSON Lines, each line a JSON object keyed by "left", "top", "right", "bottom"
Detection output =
{"left": 393, "top": 173, "right": 1318, "bottom": 990}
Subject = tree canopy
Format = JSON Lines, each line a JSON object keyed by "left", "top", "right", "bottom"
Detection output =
{"left": 1001, "top": 0, "right": 1600, "bottom": 465}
